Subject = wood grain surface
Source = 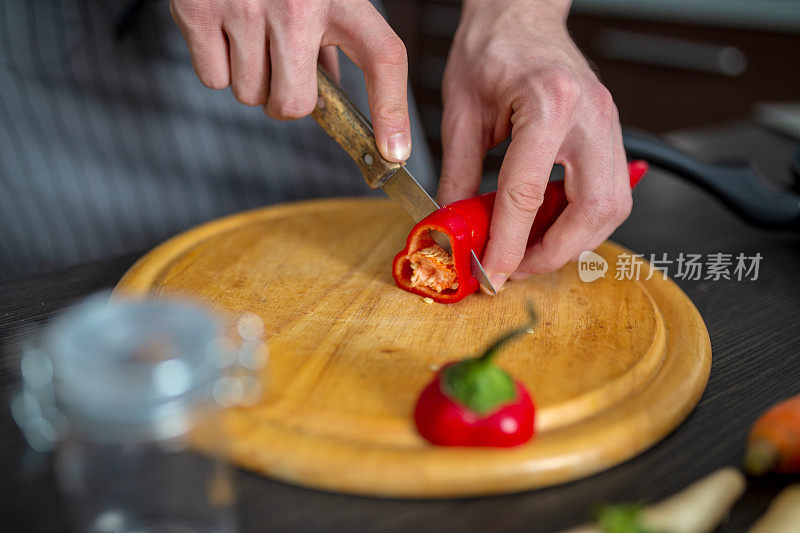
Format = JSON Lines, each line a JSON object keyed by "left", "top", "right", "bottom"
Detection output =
{"left": 114, "top": 197, "right": 711, "bottom": 497}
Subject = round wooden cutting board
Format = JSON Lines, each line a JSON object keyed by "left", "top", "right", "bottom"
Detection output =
{"left": 115, "top": 197, "right": 711, "bottom": 498}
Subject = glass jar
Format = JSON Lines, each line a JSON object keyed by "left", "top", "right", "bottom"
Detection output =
{"left": 13, "top": 294, "right": 266, "bottom": 533}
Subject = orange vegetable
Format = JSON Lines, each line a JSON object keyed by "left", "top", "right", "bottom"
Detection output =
{"left": 745, "top": 394, "right": 800, "bottom": 475}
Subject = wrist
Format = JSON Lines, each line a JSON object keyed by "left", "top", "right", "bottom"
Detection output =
{"left": 463, "top": 0, "right": 572, "bottom": 22}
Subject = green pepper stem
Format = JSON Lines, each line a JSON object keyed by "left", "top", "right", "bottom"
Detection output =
{"left": 478, "top": 301, "right": 538, "bottom": 364}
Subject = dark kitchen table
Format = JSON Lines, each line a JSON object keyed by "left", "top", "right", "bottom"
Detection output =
{"left": 2, "top": 121, "right": 800, "bottom": 532}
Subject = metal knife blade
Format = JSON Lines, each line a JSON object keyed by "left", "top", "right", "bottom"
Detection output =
{"left": 311, "top": 65, "right": 495, "bottom": 295}
{"left": 381, "top": 167, "right": 497, "bottom": 295}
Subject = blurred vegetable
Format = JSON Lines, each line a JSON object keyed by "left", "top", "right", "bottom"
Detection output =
{"left": 747, "top": 484, "right": 800, "bottom": 533}
{"left": 595, "top": 504, "right": 652, "bottom": 533}
{"left": 563, "top": 467, "right": 746, "bottom": 533}
{"left": 745, "top": 394, "right": 800, "bottom": 476}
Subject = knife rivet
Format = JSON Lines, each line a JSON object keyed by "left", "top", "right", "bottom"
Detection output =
{"left": 363, "top": 153, "right": 374, "bottom": 166}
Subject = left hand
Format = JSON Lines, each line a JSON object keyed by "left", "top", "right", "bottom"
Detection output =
{"left": 437, "top": 0, "right": 632, "bottom": 291}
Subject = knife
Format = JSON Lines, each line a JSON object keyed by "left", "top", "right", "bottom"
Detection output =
{"left": 311, "top": 65, "right": 497, "bottom": 295}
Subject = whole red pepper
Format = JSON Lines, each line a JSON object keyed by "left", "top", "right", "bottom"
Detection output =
{"left": 414, "top": 302, "right": 538, "bottom": 447}
{"left": 392, "top": 160, "right": 649, "bottom": 303}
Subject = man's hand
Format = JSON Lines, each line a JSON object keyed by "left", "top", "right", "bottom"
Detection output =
{"left": 438, "top": 0, "right": 631, "bottom": 290}
{"left": 170, "top": 0, "right": 412, "bottom": 162}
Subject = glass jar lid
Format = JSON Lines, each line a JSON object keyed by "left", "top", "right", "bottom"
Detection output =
{"left": 45, "top": 293, "right": 223, "bottom": 442}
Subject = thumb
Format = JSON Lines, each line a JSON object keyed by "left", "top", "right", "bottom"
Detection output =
{"left": 437, "top": 104, "right": 486, "bottom": 205}
{"left": 361, "top": 38, "right": 411, "bottom": 163}
{"left": 329, "top": 4, "right": 411, "bottom": 162}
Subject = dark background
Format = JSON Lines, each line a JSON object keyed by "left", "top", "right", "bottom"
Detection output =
{"left": 385, "top": 0, "right": 800, "bottom": 175}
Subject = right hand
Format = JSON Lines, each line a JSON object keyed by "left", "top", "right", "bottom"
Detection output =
{"left": 437, "top": 0, "right": 632, "bottom": 290}
{"left": 170, "top": 0, "right": 412, "bottom": 162}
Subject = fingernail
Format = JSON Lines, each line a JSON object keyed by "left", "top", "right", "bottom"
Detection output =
{"left": 386, "top": 132, "right": 411, "bottom": 162}
{"left": 484, "top": 273, "right": 508, "bottom": 295}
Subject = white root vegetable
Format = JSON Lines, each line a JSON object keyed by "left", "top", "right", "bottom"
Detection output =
{"left": 642, "top": 467, "right": 746, "bottom": 533}
{"left": 747, "top": 484, "right": 800, "bottom": 533}
{"left": 562, "top": 467, "right": 747, "bottom": 533}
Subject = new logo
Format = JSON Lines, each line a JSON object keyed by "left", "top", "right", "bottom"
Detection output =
{"left": 578, "top": 251, "right": 608, "bottom": 282}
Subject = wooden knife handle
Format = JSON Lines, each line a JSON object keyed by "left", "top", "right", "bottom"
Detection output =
{"left": 312, "top": 65, "right": 401, "bottom": 189}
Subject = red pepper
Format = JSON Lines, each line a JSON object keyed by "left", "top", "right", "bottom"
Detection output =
{"left": 393, "top": 161, "right": 649, "bottom": 303}
{"left": 414, "top": 302, "right": 538, "bottom": 447}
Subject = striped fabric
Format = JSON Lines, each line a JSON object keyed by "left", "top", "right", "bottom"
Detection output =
{"left": 0, "top": 0, "right": 435, "bottom": 280}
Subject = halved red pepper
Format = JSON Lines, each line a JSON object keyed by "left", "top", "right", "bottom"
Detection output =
{"left": 392, "top": 160, "right": 648, "bottom": 303}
